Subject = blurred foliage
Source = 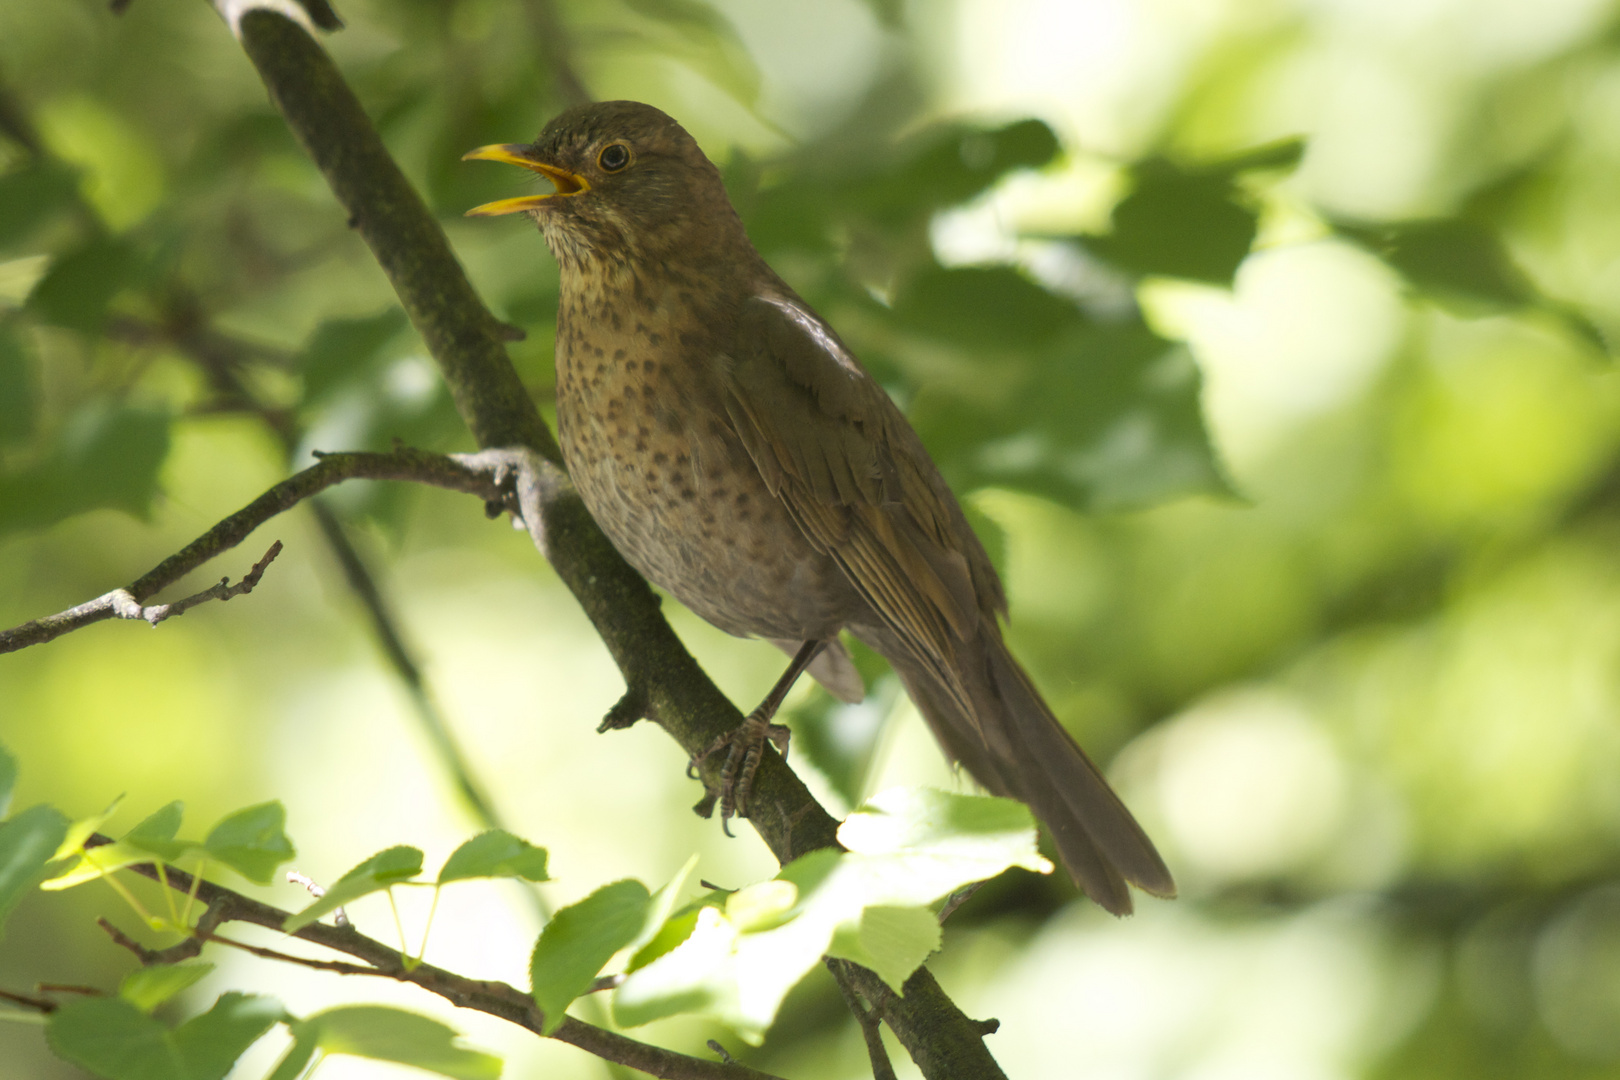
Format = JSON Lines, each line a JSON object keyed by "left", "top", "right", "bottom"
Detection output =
{"left": 4, "top": 0, "right": 1620, "bottom": 1078}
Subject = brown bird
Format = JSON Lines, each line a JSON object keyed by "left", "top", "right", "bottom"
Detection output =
{"left": 464, "top": 100, "right": 1174, "bottom": 914}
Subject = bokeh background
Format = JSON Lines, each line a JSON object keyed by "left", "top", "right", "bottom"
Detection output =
{"left": 5, "top": 0, "right": 1620, "bottom": 1077}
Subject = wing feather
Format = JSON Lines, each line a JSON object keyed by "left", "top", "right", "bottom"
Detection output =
{"left": 722, "top": 294, "right": 1003, "bottom": 721}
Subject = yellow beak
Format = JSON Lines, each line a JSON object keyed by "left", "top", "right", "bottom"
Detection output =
{"left": 461, "top": 144, "right": 590, "bottom": 216}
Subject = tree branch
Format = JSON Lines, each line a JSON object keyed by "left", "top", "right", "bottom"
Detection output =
{"left": 208, "top": 8, "right": 1010, "bottom": 1076}
{"left": 0, "top": 448, "right": 504, "bottom": 654}
{"left": 87, "top": 839, "right": 783, "bottom": 1080}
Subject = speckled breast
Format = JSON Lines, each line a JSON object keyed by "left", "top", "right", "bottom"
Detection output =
{"left": 551, "top": 277, "right": 861, "bottom": 643}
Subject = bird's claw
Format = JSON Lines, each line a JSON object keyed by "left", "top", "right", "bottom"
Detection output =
{"left": 688, "top": 711, "right": 792, "bottom": 834}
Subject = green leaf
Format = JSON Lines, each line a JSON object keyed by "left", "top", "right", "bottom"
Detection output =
{"left": 25, "top": 237, "right": 148, "bottom": 333}
{"left": 0, "top": 161, "right": 81, "bottom": 250}
{"left": 530, "top": 879, "right": 651, "bottom": 1034}
{"left": 912, "top": 317, "right": 1231, "bottom": 511}
{"left": 283, "top": 845, "right": 423, "bottom": 933}
{"left": 56, "top": 795, "right": 124, "bottom": 860}
{"left": 0, "top": 400, "right": 171, "bottom": 536}
{"left": 0, "top": 803, "right": 70, "bottom": 937}
{"left": 1334, "top": 217, "right": 1535, "bottom": 312}
{"left": 124, "top": 801, "right": 195, "bottom": 863}
{"left": 629, "top": 854, "right": 700, "bottom": 956}
{"left": 889, "top": 264, "right": 1083, "bottom": 350}
{"left": 41, "top": 841, "right": 156, "bottom": 891}
{"left": 264, "top": 1035, "right": 318, "bottom": 1080}
{"left": 1332, "top": 216, "right": 1610, "bottom": 354}
{"left": 47, "top": 992, "right": 281, "bottom": 1080}
{"left": 119, "top": 963, "right": 215, "bottom": 1014}
{"left": 826, "top": 904, "right": 940, "bottom": 991}
{"left": 284, "top": 1006, "right": 501, "bottom": 1080}
{"left": 614, "top": 788, "right": 1051, "bottom": 1038}
{"left": 743, "top": 119, "right": 1061, "bottom": 254}
{"left": 0, "top": 324, "right": 39, "bottom": 449}
{"left": 1205, "top": 136, "right": 1306, "bottom": 176}
{"left": 836, "top": 786, "right": 1055, "bottom": 875}
{"left": 437, "top": 830, "right": 550, "bottom": 886}
{"left": 203, "top": 802, "right": 293, "bottom": 884}
{"left": 0, "top": 742, "right": 16, "bottom": 819}
{"left": 1080, "top": 157, "right": 1258, "bottom": 285}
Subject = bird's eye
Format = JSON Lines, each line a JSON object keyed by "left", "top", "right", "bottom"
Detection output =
{"left": 598, "top": 143, "right": 631, "bottom": 172}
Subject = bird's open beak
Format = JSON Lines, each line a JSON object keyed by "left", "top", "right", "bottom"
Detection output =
{"left": 461, "top": 144, "right": 590, "bottom": 216}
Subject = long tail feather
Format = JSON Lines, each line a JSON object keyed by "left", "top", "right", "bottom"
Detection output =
{"left": 863, "top": 625, "right": 1174, "bottom": 915}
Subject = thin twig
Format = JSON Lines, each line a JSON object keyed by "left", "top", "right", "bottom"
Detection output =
{"left": 827, "top": 960, "right": 898, "bottom": 1080}
{"left": 197, "top": 930, "right": 385, "bottom": 977}
{"left": 937, "top": 880, "right": 985, "bottom": 924}
{"left": 101, "top": 540, "right": 283, "bottom": 627}
{"left": 0, "top": 448, "right": 510, "bottom": 654}
{"left": 286, "top": 869, "right": 349, "bottom": 927}
{"left": 0, "top": 988, "right": 58, "bottom": 1013}
{"left": 33, "top": 984, "right": 105, "bottom": 998}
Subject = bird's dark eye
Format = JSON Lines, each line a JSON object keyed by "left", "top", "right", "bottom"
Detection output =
{"left": 598, "top": 143, "right": 631, "bottom": 172}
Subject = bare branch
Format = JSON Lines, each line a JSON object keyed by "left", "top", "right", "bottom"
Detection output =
{"left": 0, "top": 448, "right": 507, "bottom": 654}
{"left": 827, "top": 960, "right": 898, "bottom": 1080}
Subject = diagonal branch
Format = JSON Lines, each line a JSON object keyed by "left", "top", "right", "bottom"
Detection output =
{"left": 88, "top": 837, "right": 784, "bottom": 1080}
{"left": 0, "top": 448, "right": 505, "bottom": 654}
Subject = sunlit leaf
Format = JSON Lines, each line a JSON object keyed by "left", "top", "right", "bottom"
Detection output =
{"left": 0, "top": 804, "right": 70, "bottom": 937}
{"left": 281, "top": 1006, "right": 501, "bottom": 1080}
{"left": 56, "top": 795, "right": 124, "bottom": 861}
{"left": 120, "top": 963, "right": 215, "bottom": 1014}
{"left": 437, "top": 830, "right": 550, "bottom": 885}
{"left": 614, "top": 788, "right": 1049, "bottom": 1038}
{"left": 46, "top": 992, "right": 282, "bottom": 1080}
{"left": 41, "top": 841, "right": 155, "bottom": 891}
{"left": 203, "top": 802, "right": 293, "bottom": 885}
{"left": 826, "top": 904, "right": 940, "bottom": 990}
{"left": 837, "top": 786, "right": 1055, "bottom": 875}
{"left": 283, "top": 845, "right": 423, "bottom": 933}
{"left": 530, "top": 879, "right": 651, "bottom": 1034}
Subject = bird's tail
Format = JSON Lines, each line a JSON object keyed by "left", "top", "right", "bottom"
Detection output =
{"left": 861, "top": 626, "right": 1175, "bottom": 915}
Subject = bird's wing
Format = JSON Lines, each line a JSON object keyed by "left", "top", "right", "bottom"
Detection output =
{"left": 721, "top": 294, "right": 1003, "bottom": 716}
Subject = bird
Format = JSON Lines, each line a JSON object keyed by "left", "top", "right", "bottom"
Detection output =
{"left": 463, "top": 100, "right": 1174, "bottom": 915}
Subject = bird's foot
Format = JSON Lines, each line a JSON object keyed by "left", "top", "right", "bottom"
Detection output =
{"left": 687, "top": 710, "right": 792, "bottom": 835}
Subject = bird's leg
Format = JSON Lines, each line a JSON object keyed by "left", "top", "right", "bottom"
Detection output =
{"left": 689, "top": 639, "right": 825, "bottom": 834}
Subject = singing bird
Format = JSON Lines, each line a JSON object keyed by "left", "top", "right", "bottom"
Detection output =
{"left": 465, "top": 100, "right": 1174, "bottom": 914}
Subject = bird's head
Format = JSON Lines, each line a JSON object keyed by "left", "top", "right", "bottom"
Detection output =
{"left": 463, "top": 100, "right": 743, "bottom": 270}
